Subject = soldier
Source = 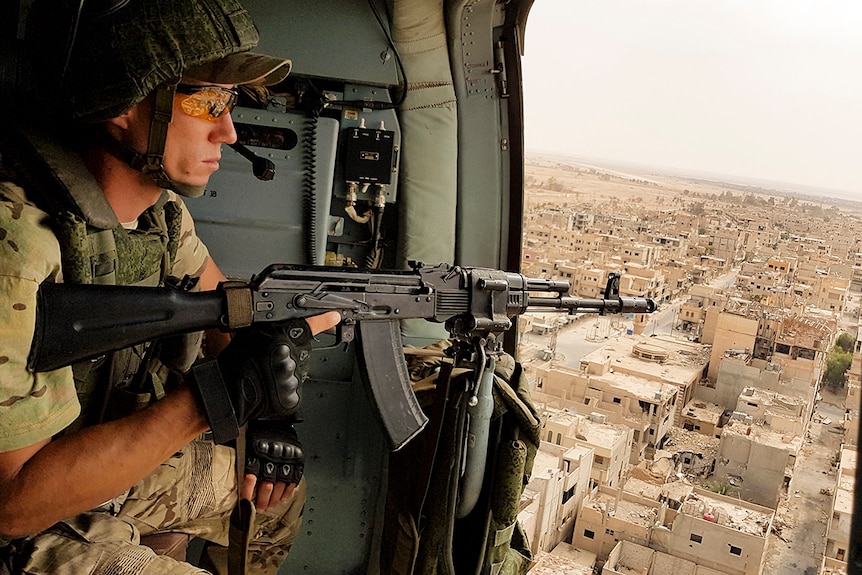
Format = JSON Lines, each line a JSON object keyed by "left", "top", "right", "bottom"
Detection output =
{"left": 0, "top": 0, "right": 339, "bottom": 573}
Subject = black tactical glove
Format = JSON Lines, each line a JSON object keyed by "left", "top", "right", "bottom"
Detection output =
{"left": 245, "top": 420, "right": 305, "bottom": 485}
{"left": 188, "top": 320, "right": 314, "bottom": 444}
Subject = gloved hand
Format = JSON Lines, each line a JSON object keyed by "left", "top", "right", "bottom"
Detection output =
{"left": 216, "top": 324, "right": 313, "bottom": 422}
{"left": 188, "top": 319, "right": 314, "bottom": 444}
{"left": 245, "top": 420, "right": 305, "bottom": 486}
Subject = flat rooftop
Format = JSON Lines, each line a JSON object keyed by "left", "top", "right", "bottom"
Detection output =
{"left": 739, "top": 387, "right": 804, "bottom": 411}
{"left": 581, "top": 334, "right": 711, "bottom": 387}
{"left": 544, "top": 407, "right": 628, "bottom": 449}
{"left": 623, "top": 477, "right": 695, "bottom": 506}
{"left": 590, "top": 490, "right": 659, "bottom": 527}
{"left": 530, "top": 543, "right": 594, "bottom": 575}
{"left": 722, "top": 419, "right": 803, "bottom": 452}
{"left": 623, "top": 477, "right": 663, "bottom": 501}
{"left": 531, "top": 450, "right": 562, "bottom": 480}
{"left": 679, "top": 490, "right": 773, "bottom": 537}
{"left": 593, "top": 371, "right": 679, "bottom": 404}
{"left": 834, "top": 483, "right": 853, "bottom": 515}
{"left": 680, "top": 400, "right": 723, "bottom": 426}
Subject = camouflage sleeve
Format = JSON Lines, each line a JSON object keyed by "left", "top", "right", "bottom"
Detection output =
{"left": 0, "top": 182, "right": 80, "bottom": 452}
{"left": 166, "top": 191, "right": 211, "bottom": 280}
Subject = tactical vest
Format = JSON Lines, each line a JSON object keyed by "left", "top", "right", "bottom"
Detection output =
{"left": 58, "top": 197, "right": 189, "bottom": 432}
{"left": 4, "top": 124, "right": 196, "bottom": 431}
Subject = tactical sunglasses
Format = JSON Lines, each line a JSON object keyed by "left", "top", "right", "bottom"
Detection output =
{"left": 174, "top": 84, "right": 239, "bottom": 122}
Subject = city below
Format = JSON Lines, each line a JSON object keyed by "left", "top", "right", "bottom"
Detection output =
{"left": 515, "top": 154, "right": 861, "bottom": 575}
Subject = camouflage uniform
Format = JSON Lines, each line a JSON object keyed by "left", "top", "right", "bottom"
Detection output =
{"left": 3, "top": 442, "right": 306, "bottom": 575}
{"left": 0, "top": 181, "right": 303, "bottom": 574}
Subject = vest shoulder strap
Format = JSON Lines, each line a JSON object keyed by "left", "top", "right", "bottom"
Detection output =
{"left": 3, "top": 123, "right": 119, "bottom": 229}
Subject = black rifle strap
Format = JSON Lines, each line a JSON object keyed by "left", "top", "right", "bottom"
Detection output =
{"left": 411, "top": 358, "right": 455, "bottom": 524}
{"left": 228, "top": 496, "right": 255, "bottom": 575}
{"left": 188, "top": 358, "right": 239, "bottom": 444}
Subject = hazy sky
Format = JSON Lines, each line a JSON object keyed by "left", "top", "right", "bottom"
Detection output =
{"left": 521, "top": 1, "right": 862, "bottom": 197}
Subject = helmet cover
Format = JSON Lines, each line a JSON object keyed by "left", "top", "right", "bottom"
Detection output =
{"left": 26, "top": 0, "right": 290, "bottom": 122}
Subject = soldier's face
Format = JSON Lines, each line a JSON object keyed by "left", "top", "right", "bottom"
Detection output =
{"left": 162, "top": 80, "right": 238, "bottom": 187}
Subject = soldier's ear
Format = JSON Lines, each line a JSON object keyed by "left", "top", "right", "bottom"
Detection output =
{"left": 105, "top": 107, "right": 136, "bottom": 131}
{"left": 103, "top": 95, "right": 154, "bottom": 145}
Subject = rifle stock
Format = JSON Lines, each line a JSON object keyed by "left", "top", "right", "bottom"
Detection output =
{"left": 29, "top": 282, "right": 228, "bottom": 372}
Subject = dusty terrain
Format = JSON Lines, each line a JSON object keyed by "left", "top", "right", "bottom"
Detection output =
{"left": 524, "top": 153, "right": 862, "bottom": 217}
{"left": 525, "top": 155, "right": 771, "bottom": 209}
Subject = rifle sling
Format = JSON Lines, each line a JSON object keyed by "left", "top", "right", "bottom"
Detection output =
{"left": 189, "top": 358, "right": 239, "bottom": 444}
{"left": 411, "top": 358, "right": 455, "bottom": 522}
{"left": 228, "top": 496, "right": 255, "bottom": 575}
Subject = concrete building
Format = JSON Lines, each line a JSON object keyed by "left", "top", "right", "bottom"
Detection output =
{"left": 824, "top": 446, "right": 855, "bottom": 570}
{"left": 699, "top": 254, "right": 728, "bottom": 272}
{"left": 734, "top": 386, "right": 806, "bottom": 436}
{"left": 651, "top": 488, "right": 773, "bottom": 575}
{"left": 679, "top": 399, "right": 724, "bottom": 437}
{"left": 765, "top": 256, "right": 794, "bottom": 275}
{"left": 517, "top": 158, "right": 862, "bottom": 573}
{"left": 696, "top": 354, "right": 812, "bottom": 410}
{"left": 678, "top": 285, "right": 727, "bottom": 336}
{"left": 577, "top": 335, "right": 711, "bottom": 428}
{"left": 753, "top": 312, "right": 833, "bottom": 386}
{"left": 621, "top": 476, "right": 696, "bottom": 510}
{"left": 707, "top": 229, "right": 742, "bottom": 268}
{"left": 845, "top": 332, "right": 862, "bottom": 446}
{"left": 532, "top": 361, "right": 678, "bottom": 464}
{"left": 713, "top": 418, "right": 803, "bottom": 509}
{"left": 621, "top": 243, "right": 660, "bottom": 267}
{"left": 735, "top": 268, "right": 786, "bottom": 301}
{"left": 620, "top": 264, "right": 667, "bottom": 302}
{"left": 852, "top": 253, "right": 862, "bottom": 288}
{"left": 529, "top": 543, "right": 595, "bottom": 575}
{"left": 741, "top": 223, "right": 776, "bottom": 255}
{"left": 572, "top": 211, "right": 596, "bottom": 231}
{"left": 603, "top": 540, "right": 728, "bottom": 575}
{"left": 706, "top": 312, "right": 759, "bottom": 383}
{"left": 576, "top": 267, "right": 611, "bottom": 298}
{"left": 573, "top": 485, "right": 662, "bottom": 561}
{"left": 659, "top": 264, "right": 688, "bottom": 301}
{"left": 816, "top": 276, "right": 849, "bottom": 315}
{"left": 661, "top": 426, "right": 720, "bottom": 479}
{"left": 575, "top": 485, "right": 773, "bottom": 575}
{"left": 520, "top": 443, "right": 594, "bottom": 555}
{"left": 541, "top": 406, "right": 632, "bottom": 489}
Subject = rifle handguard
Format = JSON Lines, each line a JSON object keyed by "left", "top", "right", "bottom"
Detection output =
{"left": 188, "top": 358, "right": 240, "bottom": 444}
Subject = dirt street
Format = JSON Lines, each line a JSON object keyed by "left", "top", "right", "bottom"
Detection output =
{"left": 762, "top": 386, "right": 847, "bottom": 575}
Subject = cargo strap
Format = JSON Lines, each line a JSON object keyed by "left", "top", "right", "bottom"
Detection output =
{"left": 228, "top": 499, "right": 255, "bottom": 575}
{"left": 229, "top": 426, "right": 254, "bottom": 575}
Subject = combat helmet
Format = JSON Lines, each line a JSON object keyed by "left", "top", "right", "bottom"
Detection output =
{"left": 24, "top": 0, "right": 291, "bottom": 196}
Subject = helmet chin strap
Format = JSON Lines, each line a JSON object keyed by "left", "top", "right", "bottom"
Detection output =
{"left": 97, "top": 81, "right": 206, "bottom": 198}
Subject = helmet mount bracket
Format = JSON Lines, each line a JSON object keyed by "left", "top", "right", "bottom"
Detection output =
{"left": 138, "top": 80, "right": 177, "bottom": 190}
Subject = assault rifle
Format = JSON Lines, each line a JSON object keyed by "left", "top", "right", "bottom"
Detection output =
{"left": 28, "top": 262, "right": 656, "bottom": 450}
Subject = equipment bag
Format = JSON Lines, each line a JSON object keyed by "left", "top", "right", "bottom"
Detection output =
{"left": 381, "top": 343, "right": 540, "bottom": 575}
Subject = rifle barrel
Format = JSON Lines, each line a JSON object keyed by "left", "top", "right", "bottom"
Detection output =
{"left": 526, "top": 295, "right": 657, "bottom": 315}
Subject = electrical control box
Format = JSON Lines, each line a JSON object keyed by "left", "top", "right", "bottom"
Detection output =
{"left": 343, "top": 127, "right": 395, "bottom": 184}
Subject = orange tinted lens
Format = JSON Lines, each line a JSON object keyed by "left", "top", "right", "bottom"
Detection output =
{"left": 176, "top": 87, "right": 237, "bottom": 121}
